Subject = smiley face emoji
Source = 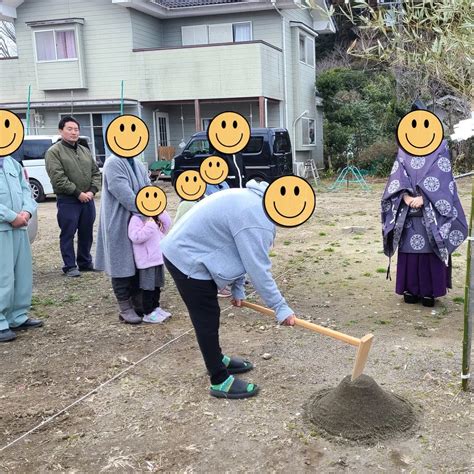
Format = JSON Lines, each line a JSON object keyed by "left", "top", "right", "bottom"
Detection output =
{"left": 200, "top": 156, "right": 229, "bottom": 185}
{"left": 175, "top": 170, "right": 206, "bottom": 201}
{"left": 396, "top": 110, "right": 444, "bottom": 156}
{"left": 0, "top": 109, "right": 24, "bottom": 157}
{"left": 105, "top": 114, "right": 149, "bottom": 158}
{"left": 207, "top": 111, "right": 250, "bottom": 155}
{"left": 135, "top": 185, "right": 167, "bottom": 217}
{"left": 263, "top": 176, "right": 315, "bottom": 228}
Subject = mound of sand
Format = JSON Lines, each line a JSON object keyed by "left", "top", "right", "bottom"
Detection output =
{"left": 305, "top": 374, "right": 416, "bottom": 443}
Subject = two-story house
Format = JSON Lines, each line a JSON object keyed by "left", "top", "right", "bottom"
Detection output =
{"left": 0, "top": 0, "right": 335, "bottom": 168}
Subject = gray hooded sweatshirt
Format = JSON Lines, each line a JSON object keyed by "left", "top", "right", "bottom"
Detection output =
{"left": 161, "top": 180, "right": 293, "bottom": 322}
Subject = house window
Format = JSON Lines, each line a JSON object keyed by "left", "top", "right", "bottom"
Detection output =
{"left": 299, "top": 34, "right": 315, "bottom": 67}
{"left": 182, "top": 22, "right": 252, "bottom": 46}
{"left": 202, "top": 118, "right": 212, "bottom": 130}
{"left": 233, "top": 22, "right": 252, "bottom": 42}
{"left": 302, "top": 118, "right": 316, "bottom": 145}
{"left": 35, "top": 29, "right": 77, "bottom": 61}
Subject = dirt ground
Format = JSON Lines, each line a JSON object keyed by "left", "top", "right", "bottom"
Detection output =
{"left": 0, "top": 178, "right": 472, "bottom": 473}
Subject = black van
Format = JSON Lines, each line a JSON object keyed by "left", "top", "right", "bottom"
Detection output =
{"left": 171, "top": 128, "right": 292, "bottom": 187}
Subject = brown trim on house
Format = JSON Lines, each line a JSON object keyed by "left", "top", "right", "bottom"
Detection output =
{"left": 133, "top": 40, "right": 282, "bottom": 53}
{"left": 194, "top": 99, "right": 201, "bottom": 131}
{"left": 259, "top": 96, "right": 265, "bottom": 128}
{"left": 0, "top": 56, "right": 19, "bottom": 60}
{"left": 141, "top": 97, "right": 280, "bottom": 106}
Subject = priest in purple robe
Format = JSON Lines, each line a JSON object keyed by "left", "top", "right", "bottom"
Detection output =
{"left": 381, "top": 124, "right": 468, "bottom": 307}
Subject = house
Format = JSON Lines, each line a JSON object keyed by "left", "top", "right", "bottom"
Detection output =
{"left": 0, "top": 0, "right": 335, "bottom": 169}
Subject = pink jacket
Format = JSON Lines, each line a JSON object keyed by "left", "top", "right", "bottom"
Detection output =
{"left": 128, "top": 211, "right": 172, "bottom": 269}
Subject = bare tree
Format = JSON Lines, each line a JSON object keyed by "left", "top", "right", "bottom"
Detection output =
{"left": 306, "top": 0, "right": 473, "bottom": 103}
{"left": 0, "top": 21, "right": 17, "bottom": 58}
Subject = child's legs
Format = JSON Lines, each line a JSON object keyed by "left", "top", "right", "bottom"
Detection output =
{"left": 142, "top": 290, "right": 155, "bottom": 315}
{"left": 152, "top": 287, "right": 161, "bottom": 308}
{"left": 165, "top": 258, "right": 228, "bottom": 385}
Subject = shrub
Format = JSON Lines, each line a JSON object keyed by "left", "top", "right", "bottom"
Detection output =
{"left": 357, "top": 139, "right": 398, "bottom": 176}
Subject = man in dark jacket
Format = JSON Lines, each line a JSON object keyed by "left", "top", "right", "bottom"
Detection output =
{"left": 45, "top": 116, "right": 102, "bottom": 277}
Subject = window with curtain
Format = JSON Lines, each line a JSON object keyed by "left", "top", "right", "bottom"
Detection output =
{"left": 35, "top": 31, "right": 55, "bottom": 61}
{"left": 56, "top": 30, "right": 77, "bottom": 59}
{"left": 182, "top": 22, "right": 252, "bottom": 46}
{"left": 233, "top": 22, "right": 251, "bottom": 42}
{"left": 35, "top": 29, "right": 77, "bottom": 61}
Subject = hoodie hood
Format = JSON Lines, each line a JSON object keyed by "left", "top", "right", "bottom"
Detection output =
{"left": 246, "top": 179, "right": 269, "bottom": 197}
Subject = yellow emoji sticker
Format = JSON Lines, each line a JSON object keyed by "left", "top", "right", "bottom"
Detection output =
{"left": 396, "top": 110, "right": 443, "bottom": 156}
{"left": 200, "top": 156, "right": 229, "bottom": 185}
{"left": 0, "top": 109, "right": 24, "bottom": 157}
{"left": 175, "top": 170, "right": 206, "bottom": 201}
{"left": 135, "top": 185, "right": 167, "bottom": 217}
{"left": 263, "top": 176, "right": 315, "bottom": 228}
{"left": 106, "top": 114, "right": 149, "bottom": 158}
{"left": 207, "top": 111, "right": 250, "bottom": 155}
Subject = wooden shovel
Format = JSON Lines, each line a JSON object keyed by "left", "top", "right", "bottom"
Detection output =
{"left": 240, "top": 301, "right": 374, "bottom": 381}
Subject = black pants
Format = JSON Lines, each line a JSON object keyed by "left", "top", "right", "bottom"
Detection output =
{"left": 142, "top": 288, "right": 161, "bottom": 315}
{"left": 111, "top": 275, "right": 137, "bottom": 301}
{"left": 56, "top": 195, "right": 96, "bottom": 272}
{"left": 164, "top": 257, "right": 228, "bottom": 385}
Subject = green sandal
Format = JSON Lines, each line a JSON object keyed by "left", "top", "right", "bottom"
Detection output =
{"left": 210, "top": 375, "right": 259, "bottom": 399}
{"left": 223, "top": 355, "right": 254, "bottom": 375}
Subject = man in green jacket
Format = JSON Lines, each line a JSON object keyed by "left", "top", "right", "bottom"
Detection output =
{"left": 45, "top": 116, "right": 102, "bottom": 277}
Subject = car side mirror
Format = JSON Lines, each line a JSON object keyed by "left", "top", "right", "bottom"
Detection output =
{"left": 182, "top": 150, "right": 193, "bottom": 158}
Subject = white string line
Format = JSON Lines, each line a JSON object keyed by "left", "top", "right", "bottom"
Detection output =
{"left": 0, "top": 236, "right": 332, "bottom": 453}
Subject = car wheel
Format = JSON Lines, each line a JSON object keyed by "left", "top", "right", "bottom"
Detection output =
{"left": 29, "top": 179, "right": 45, "bottom": 202}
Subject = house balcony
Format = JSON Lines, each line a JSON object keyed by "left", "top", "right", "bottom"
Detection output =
{"left": 130, "top": 40, "right": 283, "bottom": 102}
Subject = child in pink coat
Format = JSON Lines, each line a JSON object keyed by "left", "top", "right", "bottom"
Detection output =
{"left": 128, "top": 211, "right": 172, "bottom": 323}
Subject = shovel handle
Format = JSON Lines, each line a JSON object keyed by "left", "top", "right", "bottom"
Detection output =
{"left": 240, "top": 301, "right": 360, "bottom": 347}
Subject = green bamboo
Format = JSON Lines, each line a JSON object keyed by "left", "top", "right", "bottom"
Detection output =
{"left": 462, "top": 176, "right": 473, "bottom": 391}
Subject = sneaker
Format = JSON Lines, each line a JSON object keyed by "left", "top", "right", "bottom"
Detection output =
{"left": 154, "top": 307, "right": 171, "bottom": 319}
{"left": 143, "top": 310, "right": 169, "bottom": 324}
{"left": 65, "top": 267, "right": 81, "bottom": 278}
{"left": 217, "top": 288, "right": 232, "bottom": 298}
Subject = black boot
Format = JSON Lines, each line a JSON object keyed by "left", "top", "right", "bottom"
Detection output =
{"left": 403, "top": 291, "right": 419, "bottom": 304}
{"left": 422, "top": 296, "right": 435, "bottom": 307}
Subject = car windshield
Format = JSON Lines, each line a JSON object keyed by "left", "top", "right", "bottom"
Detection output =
{"left": 23, "top": 139, "right": 53, "bottom": 160}
{"left": 186, "top": 139, "right": 211, "bottom": 155}
{"left": 242, "top": 137, "right": 263, "bottom": 154}
{"left": 273, "top": 132, "right": 291, "bottom": 153}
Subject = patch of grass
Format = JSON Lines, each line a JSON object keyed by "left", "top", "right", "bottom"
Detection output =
{"left": 330, "top": 242, "right": 340, "bottom": 247}
{"left": 375, "top": 319, "right": 390, "bottom": 325}
{"left": 352, "top": 236, "right": 361, "bottom": 240}
{"left": 63, "top": 294, "right": 80, "bottom": 304}
{"left": 453, "top": 296, "right": 464, "bottom": 304}
{"left": 324, "top": 271, "right": 330, "bottom": 275}
{"left": 269, "top": 251, "right": 277, "bottom": 257}
{"left": 319, "top": 232, "right": 327, "bottom": 236}
{"left": 31, "top": 295, "right": 57, "bottom": 306}
{"left": 354, "top": 260, "right": 362, "bottom": 264}
{"left": 363, "top": 272, "right": 372, "bottom": 277}
{"left": 445, "top": 351, "right": 454, "bottom": 358}
{"left": 324, "top": 247, "right": 334, "bottom": 253}
{"left": 452, "top": 252, "right": 461, "bottom": 257}
{"left": 345, "top": 276, "right": 355, "bottom": 280}
{"left": 283, "top": 241, "right": 291, "bottom": 246}
{"left": 376, "top": 268, "right": 386, "bottom": 273}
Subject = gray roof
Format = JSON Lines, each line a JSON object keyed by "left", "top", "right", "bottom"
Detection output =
{"left": 152, "top": 0, "right": 244, "bottom": 8}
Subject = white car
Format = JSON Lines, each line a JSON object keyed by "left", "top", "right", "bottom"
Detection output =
{"left": 11, "top": 135, "right": 93, "bottom": 202}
